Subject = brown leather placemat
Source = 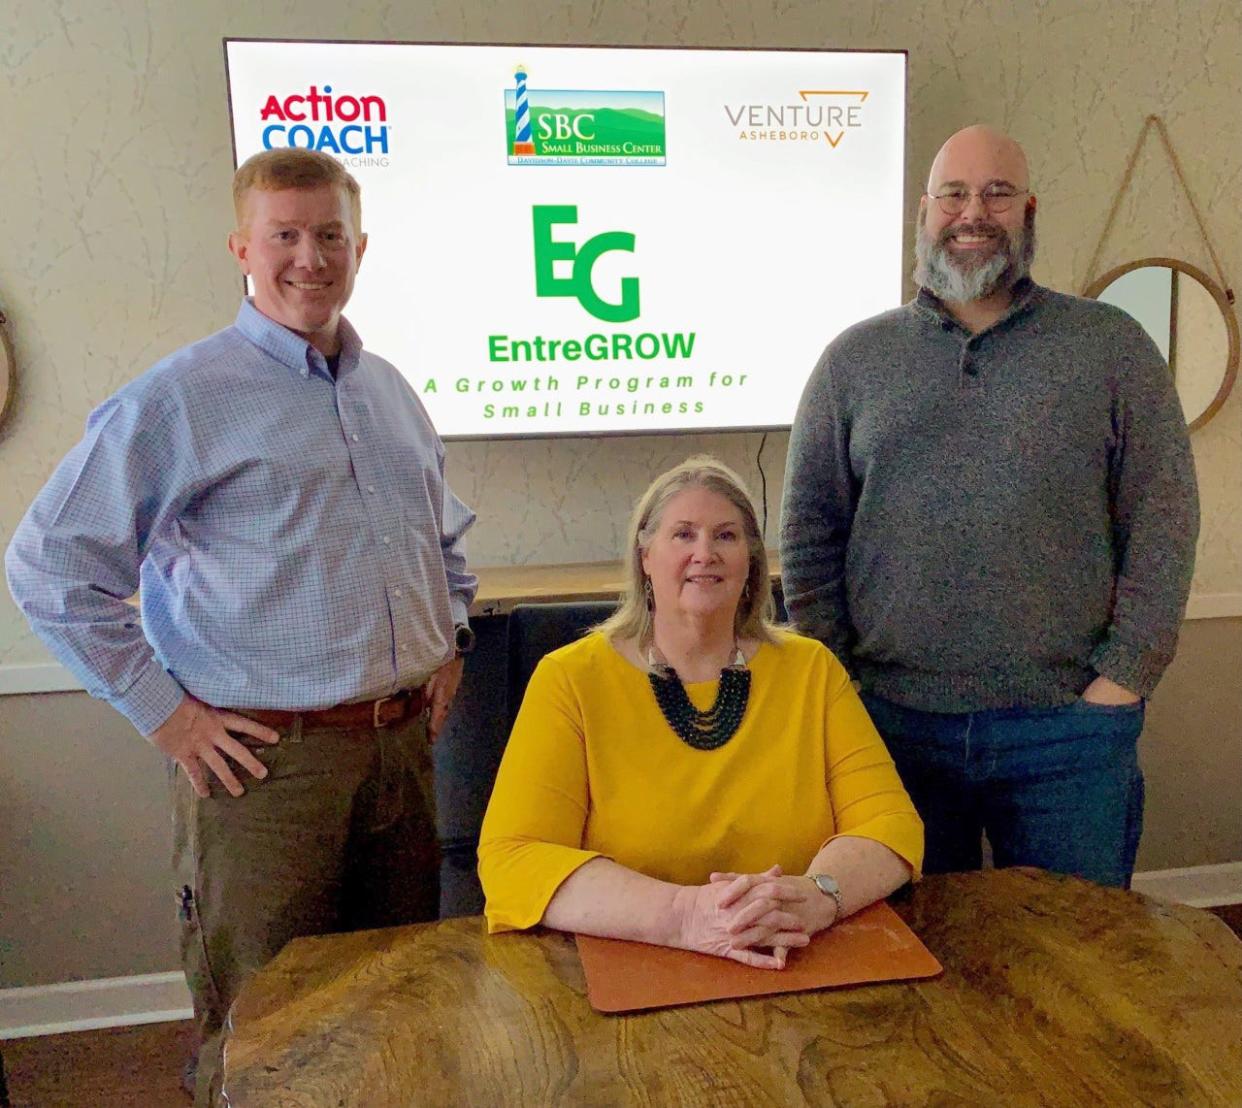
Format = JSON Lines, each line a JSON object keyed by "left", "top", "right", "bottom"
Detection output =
{"left": 576, "top": 900, "right": 942, "bottom": 1014}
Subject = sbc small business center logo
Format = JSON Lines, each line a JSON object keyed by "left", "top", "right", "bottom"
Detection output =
{"left": 506, "top": 65, "right": 667, "bottom": 167}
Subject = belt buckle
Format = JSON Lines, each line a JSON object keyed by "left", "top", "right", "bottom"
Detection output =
{"left": 372, "top": 689, "right": 410, "bottom": 728}
{"left": 372, "top": 695, "right": 393, "bottom": 728}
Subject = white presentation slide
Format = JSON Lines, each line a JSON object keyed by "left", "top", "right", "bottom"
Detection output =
{"left": 225, "top": 41, "right": 906, "bottom": 439}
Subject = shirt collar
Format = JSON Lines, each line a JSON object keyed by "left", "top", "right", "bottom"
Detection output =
{"left": 233, "top": 299, "right": 363, "bottom": 381}
{"left": 913, "top": 277, "right": 1045, "bottom": 332}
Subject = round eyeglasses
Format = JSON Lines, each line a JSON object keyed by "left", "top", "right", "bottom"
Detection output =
{"left": 928, "top": 187, "right": 1030, "bottom": 216}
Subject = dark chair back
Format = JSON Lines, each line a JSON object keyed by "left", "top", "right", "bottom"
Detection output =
{"left": 506, "top": 601, "right": 617, "bottom": 729}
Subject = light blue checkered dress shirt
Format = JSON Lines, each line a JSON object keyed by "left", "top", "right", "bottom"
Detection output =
{"left": 6, "top": 301, "right": 477, "bottom": 735}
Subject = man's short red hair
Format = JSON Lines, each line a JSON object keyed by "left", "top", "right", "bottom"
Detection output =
{"left": 232, "top": 148, "right": 362, "bottom": 233}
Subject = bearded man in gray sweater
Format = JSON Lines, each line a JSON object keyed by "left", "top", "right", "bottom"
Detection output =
{"left": 780, "top": 124, "right": 1199, "bottom": 888}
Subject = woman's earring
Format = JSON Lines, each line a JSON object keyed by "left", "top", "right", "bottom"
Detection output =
{"left": 742, "top": 581, "right": 752, "bottom": 604}
{"left": 644, "top": 577, "right": 654, "bottom": 611}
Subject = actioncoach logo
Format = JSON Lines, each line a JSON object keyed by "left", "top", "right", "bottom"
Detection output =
{"left": 724, "top": 89, "right": 869, "bottom": 148}
{"left": 258, "top": 84, "right": 391, "bottom": 161}
{"left": 505, "top": 65, "right": 666, "bottom": 167}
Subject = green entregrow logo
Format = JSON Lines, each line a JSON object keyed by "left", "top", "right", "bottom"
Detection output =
{"left": 533, "top": 205, "right": 639, "bottom": 323}
{"left": 471, "top": 204, "right": 706, "bottom": 427}
{"left": 506, "top": 66, "right": 667, "bottom": 167}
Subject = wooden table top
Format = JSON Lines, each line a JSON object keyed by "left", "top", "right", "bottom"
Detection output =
{"left": 470, "top": 553, "right": 783, "bottom": 616}
{"left": 221, "top": 869, "right": 1242, "bottom": 1106}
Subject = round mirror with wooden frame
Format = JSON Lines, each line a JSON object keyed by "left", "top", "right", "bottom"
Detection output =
{"left": 0, "top": 310, "right": 14, "bottom": 431}
{"left": 1085, "top": 258, "right": 1238, "bottom": 432}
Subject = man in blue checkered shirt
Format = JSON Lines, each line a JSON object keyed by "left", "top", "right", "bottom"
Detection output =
{"left": 6, "top": 148, "right": 478, "bottom": 1105}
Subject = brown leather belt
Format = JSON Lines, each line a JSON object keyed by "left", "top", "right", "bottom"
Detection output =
{"left": 233, "top": 687, "right": 427, "bottom": 731}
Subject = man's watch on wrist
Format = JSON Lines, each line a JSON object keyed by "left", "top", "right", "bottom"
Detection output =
{"left": 453, "top": 623, "right": 476, "bottom": 657}
{"left": 808, "top": 873, "right": 844, "bottom": 924}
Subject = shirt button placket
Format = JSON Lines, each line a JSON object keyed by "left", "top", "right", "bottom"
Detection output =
{"left": 960, "top": 341, "right": 982, "bottom": 389}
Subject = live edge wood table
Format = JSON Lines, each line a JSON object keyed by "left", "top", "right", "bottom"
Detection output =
{"left": 220, "top": 869, "right": 1242, "bottom": 1107}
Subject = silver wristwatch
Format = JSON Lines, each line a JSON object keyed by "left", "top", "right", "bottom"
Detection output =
{"left": 808, "top": 873, "right": 844, "bottom": 922}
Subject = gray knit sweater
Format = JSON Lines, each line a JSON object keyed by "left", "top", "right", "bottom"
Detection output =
{"left": 780, "top": 280, "right": 1199, "bottom": 711}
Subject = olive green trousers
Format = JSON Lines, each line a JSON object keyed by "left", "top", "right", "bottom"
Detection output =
{"left": 172, "top": 713, "right": 438, "bottom": 1107}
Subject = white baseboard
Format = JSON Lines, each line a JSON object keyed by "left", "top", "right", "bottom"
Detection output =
{"left": 1130, "top": 861, "right": 1242, "bottom": 908}
{"left": 0, "top": 971, "right": 191, "bottom": 1040}
{"left": 0, "top": 662, "right": 87, "bottom": 695}
{"left": 1184, "top": 593, "right": 1242, "bottom": 620}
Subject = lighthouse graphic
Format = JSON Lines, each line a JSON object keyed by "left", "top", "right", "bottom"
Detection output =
{"left": 511, "top": 65, "right": 536, "bottom": 156}
{"left": 503, "top": 66, "right": 667, "bottom": 167}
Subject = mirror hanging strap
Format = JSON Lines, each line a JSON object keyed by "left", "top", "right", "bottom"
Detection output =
{"left": 1082, "top": 114, "right": 1234, "bottom": 304}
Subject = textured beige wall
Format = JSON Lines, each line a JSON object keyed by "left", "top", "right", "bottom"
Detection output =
{"left": 1139, "top": 618, "right": 1242, "bottom": 870}
{"left": 0, "top": 692, "right": 173, "bottom": 987}
{"left": 1, "top": 0, "right": 1240, "bottom": 664}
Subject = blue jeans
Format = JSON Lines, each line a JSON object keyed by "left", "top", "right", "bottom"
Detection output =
{"left": 861, "top": 694, "right": 1146, "bottom": 888}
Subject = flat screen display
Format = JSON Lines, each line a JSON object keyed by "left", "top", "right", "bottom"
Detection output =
{"left": 225, "top": 40, "right": 906, "bottom": 439}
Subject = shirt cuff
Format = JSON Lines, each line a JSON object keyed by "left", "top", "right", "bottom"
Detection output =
{"left": 449, "top": 596, "right": 471, "bottom": 629}
{"left": 113, "top": 662, "right": 187, "bottom": 736}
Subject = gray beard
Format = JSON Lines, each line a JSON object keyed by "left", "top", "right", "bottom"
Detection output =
{"left": 914, "top": 214, "right": 1035, "bottom": 302}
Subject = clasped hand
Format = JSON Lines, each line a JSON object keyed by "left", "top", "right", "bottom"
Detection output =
{"left": 678, "top": 864, "right": 835, "bottom": 970}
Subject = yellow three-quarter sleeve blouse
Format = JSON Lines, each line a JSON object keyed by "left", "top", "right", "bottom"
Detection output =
{"left": 478, "top": 630, "right": 923, "bottom": 933}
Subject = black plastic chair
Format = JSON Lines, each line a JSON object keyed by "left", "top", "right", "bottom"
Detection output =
{"left": 506, "top": 601, "right": 617, "bottom": 729}
{"left": 438, "top": 601, "right": 617, "bottom": 917}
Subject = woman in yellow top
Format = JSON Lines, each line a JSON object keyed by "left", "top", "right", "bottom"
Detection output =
{"left": 479, "top": 456, "right": 923, "bottom": 970}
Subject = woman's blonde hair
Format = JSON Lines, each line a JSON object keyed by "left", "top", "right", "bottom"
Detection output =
{"left": 596, "top": 455, "right": 778, "bottom": 647}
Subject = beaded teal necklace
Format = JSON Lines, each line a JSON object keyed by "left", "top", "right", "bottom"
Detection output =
{"left": 646, "top": 645, "right": 751, "bottom": 751}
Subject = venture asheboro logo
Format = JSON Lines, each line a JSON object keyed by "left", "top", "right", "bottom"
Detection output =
{"left": 725, "top": 89, "right": 869, "bottom": 148}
